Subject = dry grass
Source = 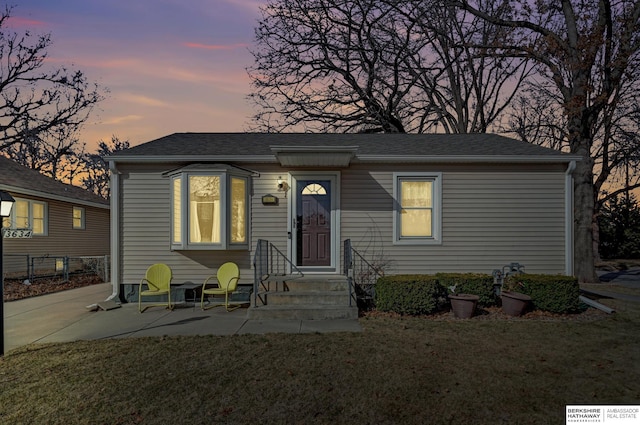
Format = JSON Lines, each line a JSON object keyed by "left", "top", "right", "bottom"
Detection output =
{"left": 582, "top": 282, "right": 640, "bottom": 297}
{"left": 1, "top": 294, "right": 638, "bottom": 425}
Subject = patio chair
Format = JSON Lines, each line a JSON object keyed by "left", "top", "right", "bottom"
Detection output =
{"left": 201, "top": 262, "right": 240, "bottom": 311}
{"left": 138, "top": 263, "right": 173, "bottom": 313}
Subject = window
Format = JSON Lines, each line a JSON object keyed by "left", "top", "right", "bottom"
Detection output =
{"left": 73, "top": 206, "right": 85, "bottom": 230}
{"left": 393, "top": 173, "right": 441, "bottom": 245}
{"left": 189, "top": 175, "right": 221, "bottom": 244}
{"left": 302, "top": 183, "right": 326, "bottom": 195}
{"left": 230, "top": 177, "right": 247, "bottom": 244}
{"left": 2, "top": 198, "right": 48, "bottom": 236}
{"left": 170, "top": 165, "right": 251, "bottom": 250}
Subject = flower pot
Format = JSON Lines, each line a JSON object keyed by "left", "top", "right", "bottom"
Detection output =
{"left": 501, "top": 291, "right": 532, "bottom": 316}
{"left": 448, "top": 294, "right": 479, "bottom": 319}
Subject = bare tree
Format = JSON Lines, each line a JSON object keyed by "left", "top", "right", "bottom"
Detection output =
{"left": 80, "top": 136, "right": 130, "bottom": 199}
{"left": 455, "top": 0, "right": 640, "bottom": 282}
{"left": 247, "top": 0, "right": 527, "bottom": 134}
{"left": 406, "top": 1, "right": 531, "bottom": 133}
{"left": 0, "top": 5, "right": 103, "bottom": 173}
{"left": 4, "top": 123, "right": 81, "bottom": 181}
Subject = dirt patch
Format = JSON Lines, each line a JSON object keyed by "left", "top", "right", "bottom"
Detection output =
{"left": 3, "top": 274, "right": 103, "bottom": 302}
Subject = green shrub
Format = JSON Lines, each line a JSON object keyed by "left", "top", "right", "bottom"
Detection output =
{"left": 436, "top": 272, "right": 498, "bottom": 306}
{"left": 375, "top": 275, "right": 446, "bottom": 315}
{"left": 505, "top": 274, "right": 582, "bottom": 313}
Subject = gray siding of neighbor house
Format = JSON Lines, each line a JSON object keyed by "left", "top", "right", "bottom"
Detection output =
{"left": 116, "top": 162, "right": 568, "bottom": 288}
{"left": 3, "top": 195, "right": 110, "bottom": 275}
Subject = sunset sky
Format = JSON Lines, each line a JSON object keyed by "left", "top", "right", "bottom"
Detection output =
{"left": 13, "top": 0, "right": 264, "bottom": 150}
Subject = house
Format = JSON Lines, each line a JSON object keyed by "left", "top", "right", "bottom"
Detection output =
{"left": 0, "top": 156, "right": 110, "bottom": 278}
{"left": 106, "top": 133, "right": 581, "bottom": 311}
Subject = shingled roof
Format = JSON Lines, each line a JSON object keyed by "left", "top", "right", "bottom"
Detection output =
{"left": 0, "top": 156, "right": 109, "bottom": 208}
{"left": 107, "top": 132, "right": 580, "bottom": 164}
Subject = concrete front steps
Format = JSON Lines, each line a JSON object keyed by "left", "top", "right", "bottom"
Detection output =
{"left": 247, "top": 275, "right": 358, "bottom": 320}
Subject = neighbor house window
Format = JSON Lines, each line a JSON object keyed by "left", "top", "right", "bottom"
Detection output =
{"left": 2, "top": 198, "right": 48, "bottom": 236}
{"left": 393, "top": 173, "right": 441, "bottom": 245}
{"left": 169, "top": 165, "right": 251, "bottom": 250}
{"left": 73, "top": 206, "right": 85, "bottom": 229}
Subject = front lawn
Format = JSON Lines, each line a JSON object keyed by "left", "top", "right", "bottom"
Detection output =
{"left": 0, "top": 297, "right": 638, "bottom": 424}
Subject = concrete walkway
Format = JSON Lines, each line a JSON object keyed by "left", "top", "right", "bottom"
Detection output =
{"left": 583, "top": 267, "right": 640, "bottom": 302}
{"left": 5, "top": 268, "right": 638, "bottom": 355}
{"left": 3, "top": 283, "right": 362, "bottom": 354}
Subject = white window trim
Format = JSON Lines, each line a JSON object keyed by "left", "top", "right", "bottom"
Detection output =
{"left": 393, "top": 172, "right": 442, "bottom": 245}
{"left": 169, "top": 167, "right": 251, "bottom": 251}
{"left": 3, "top": 198, "right": 48, "bottom": 236}
{"left": 73, "top": 206, "right": 86, "bottom": 230}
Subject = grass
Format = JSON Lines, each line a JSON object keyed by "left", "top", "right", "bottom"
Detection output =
{"left": 1, "top": 298, "right": 639, "bottom": 424}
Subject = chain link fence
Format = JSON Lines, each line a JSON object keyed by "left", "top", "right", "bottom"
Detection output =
{"left": 3, "top": 254, "right": 110, "bottom": 282}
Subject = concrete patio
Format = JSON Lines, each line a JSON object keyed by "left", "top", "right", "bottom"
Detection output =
{"left": 3, "top": 282, "right": 362, "bottom": 354}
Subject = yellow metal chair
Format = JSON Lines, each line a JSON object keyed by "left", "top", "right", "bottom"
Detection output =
{"left": 138, "top": 263, "right": 173, "bottom": 313}
{"left": 201, "top": 262, "right": 240, "bottom": 311}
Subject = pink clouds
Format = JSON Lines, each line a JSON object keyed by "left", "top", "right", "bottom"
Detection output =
{"left": 7, "top": 16, "right": 48, "bottom": 29}
{"left": 184, "top": 42, "right": 248, "bottom": 50}
{"left": 12, "top": 0, "right": 260, "bottom": 149}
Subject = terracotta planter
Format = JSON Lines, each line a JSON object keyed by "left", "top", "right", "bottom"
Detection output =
{"left": 501, "top": 291, "right": 532, "bottom": 316}
{"left": 448, "top": 294, "right": 479, "bottom": 319}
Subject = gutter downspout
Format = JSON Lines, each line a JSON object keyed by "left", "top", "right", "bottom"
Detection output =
{"left": 106, "top": 161, "right": 120, "bottom": 301}
{"left": 565, "top": 161, "right": 576, "bottom": 276}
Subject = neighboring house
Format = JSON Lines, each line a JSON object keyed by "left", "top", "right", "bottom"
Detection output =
{"left": 0, "top": 156, "right": 110, "bottom": 277}
{"left": 106, "top": 133, "right": 581, "bottom": 303}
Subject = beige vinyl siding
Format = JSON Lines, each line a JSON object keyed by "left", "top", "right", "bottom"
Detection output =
{"left": 120, "top": 169, "right": 190, "bottom": 284}
{"left": 249, "top": 166, "right": 289, "bottom": 252}
{"left": 118, "top": 164, "right": 289, "bottom": 286}
{"left": 340, "top": 168, "right": 393, "bottom": 270}
{"left": 341, "top": 164, "right": 567, "bottom": 275}
{"left": 117, "top": 161, "right": 569, "bottom": 286}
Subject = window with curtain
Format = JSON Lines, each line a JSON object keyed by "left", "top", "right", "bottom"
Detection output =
{"left": 189, "top": 175, "right": 221, "bottom": 243}
{"left": 3, "top": 198, "right": 47, "bottom": 236}
{"left": 231, "top": 177, "right": 246, "bottom": 244}
{"left": 170, "top": 167, "right": 250, "bottom": 250}
{"left": 394, "top": 173, "right": 442, "bottom": 245}
{"left": 172, "top": 177, "right": 182, "bottom": 244}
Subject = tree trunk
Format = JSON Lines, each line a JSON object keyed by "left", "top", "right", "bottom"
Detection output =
{"left": 572, "top": 151, "right": 600, "bottom": 283}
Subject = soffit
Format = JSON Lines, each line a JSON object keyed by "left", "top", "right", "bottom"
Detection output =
{"left": 271, "top": 146, "right": 358, "bottom": 167}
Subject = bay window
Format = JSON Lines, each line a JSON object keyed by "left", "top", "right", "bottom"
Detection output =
{"left": 170, "top": 165, "right": 250, "bottom": 250}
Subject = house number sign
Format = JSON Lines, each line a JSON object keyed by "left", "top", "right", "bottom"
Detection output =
{"left": 2, "top": 228, "right": 33, "bottom": 238}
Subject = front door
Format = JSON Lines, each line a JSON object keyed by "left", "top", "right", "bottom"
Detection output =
{"left": 295, "top": 178, "right": 332, "bottom": 267}
{"left": 290, "top": 173, "right": 339, "bottom": 272}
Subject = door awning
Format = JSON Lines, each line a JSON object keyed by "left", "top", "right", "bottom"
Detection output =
{"left": 271, "top": 146, "right": 357, "bottom": 167}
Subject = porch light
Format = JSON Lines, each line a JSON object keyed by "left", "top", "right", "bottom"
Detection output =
{"left": 0, "top": 189, "right": 15, "bottom": 356}
{"left": 277, "top": 176, "right": 289, "bottom": 197}
{"left": 0, "top": 190, "right": 14, "bottom": 217}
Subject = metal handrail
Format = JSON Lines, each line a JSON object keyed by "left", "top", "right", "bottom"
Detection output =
{"left": 252, "top": 239, "right": 303, "bottom": 306}
{"left": 343, "top": 239, "right": 383, "bottom": 309}
{"left": 343, "top": 239, "right": 355, "bottom": 306}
